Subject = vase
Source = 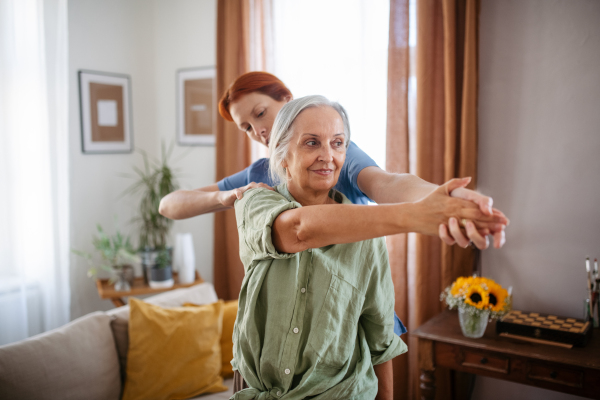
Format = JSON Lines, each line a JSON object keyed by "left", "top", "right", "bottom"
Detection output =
{"left": 113, "top": 268, "right": 131, "bottom": 292}
{"left": 458, "top": 307, "right": 490, "bottom": 338}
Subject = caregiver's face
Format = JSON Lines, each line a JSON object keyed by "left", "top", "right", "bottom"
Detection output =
{"left": 283, "top": 106, "right": 346, "bottom": 193}
{"left": 229, "top": 92, "right": 289, "bottom": 146}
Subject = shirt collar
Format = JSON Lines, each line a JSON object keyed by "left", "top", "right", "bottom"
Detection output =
{"left": 276, "top": 183, "right": 350, "bottom": 205}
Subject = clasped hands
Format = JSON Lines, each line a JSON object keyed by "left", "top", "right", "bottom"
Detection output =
{"left": 424, "top": 177, "right": 508, "bottom": 250}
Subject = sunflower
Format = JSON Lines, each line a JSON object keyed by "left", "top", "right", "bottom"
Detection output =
{"left": 450, "top": 277, "right": 469, "bottom": 296}
{"left": 464, "top": 284, "right": 489, "bottom": 309}
{"left": 487, "top": 282, "right": 508, "bottom": 312}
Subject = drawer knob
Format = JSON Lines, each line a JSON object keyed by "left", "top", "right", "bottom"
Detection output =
{"left": 550, "top": 371, "right": 557, "bottom": 379}
{"left": 480, "top": 357, "right": 488, "bottom": 365}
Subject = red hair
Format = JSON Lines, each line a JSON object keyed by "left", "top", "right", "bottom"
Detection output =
{"left": 218, "top": 71, "right": 293, "bottom": 121}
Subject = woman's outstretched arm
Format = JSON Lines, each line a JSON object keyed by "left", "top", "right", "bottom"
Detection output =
{"left": 159, "top": 182, "right": 274, "bottom": 220}
{"left": 357, "top": 167, "right": 507, "bottom": 248}
{"left": 273, "top": 178, "right": 507, "bottom": 253}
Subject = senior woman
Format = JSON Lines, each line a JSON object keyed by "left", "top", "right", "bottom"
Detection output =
{"left": 231, "top": 96, "right": 502, "bottom": 400}
{"left": 159, "top": 71, "right": 508, "bottom": 250}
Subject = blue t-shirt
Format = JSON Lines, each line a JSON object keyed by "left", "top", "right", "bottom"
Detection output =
{"left": 217, "top": 141, "right": 407, "bottom": 336}
{"left": 218, "top": 141, "right": 378, "bottom": 205}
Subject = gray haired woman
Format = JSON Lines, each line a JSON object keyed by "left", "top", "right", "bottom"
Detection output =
{"left": 231, "top": 96, "right": 504, "bottom": 400}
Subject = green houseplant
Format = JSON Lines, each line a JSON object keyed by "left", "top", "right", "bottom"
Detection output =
{"left": 125, "top": 143, "right": 179, "bottom": 285}
{"left": 72, "top": 224, "right": 140, "bottom": 291}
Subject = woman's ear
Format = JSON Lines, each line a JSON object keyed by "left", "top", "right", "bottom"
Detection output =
{"left": 284, "top": 95, "right": 292, "bottom": 103}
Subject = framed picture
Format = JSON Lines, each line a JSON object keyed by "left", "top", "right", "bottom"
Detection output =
{"left": 78, "top": 70, "right": 133, "bottom": 154}
{"left": 177, "top": 67, "right": 216, "bottom": 146}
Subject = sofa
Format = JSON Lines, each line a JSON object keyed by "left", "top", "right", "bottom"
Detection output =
{"left": 0, "top": 283, "right": 234, "bottom": 400}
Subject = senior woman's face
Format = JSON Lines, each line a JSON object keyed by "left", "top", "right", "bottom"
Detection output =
{"left": 283, "top": 106, "right": 346, "bottom": 194}
{"left": 229, "top": 92, "right": 290, "bottom": 146}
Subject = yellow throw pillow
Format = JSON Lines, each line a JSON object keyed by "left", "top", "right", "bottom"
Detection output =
{"left": 184, "top": 300, "right": 238, "bottom": 378}
{"left": 122, "top": 298, "right": 227, "bottom": 400}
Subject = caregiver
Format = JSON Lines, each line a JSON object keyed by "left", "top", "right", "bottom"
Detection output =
{"left": 230, "top": 96, "right": 503, "bottom": 400}
{"left": 159, "top": 72, "right": 508, "bottom": 249}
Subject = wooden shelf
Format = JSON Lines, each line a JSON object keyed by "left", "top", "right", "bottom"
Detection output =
{"left": 96, "top": 271, "right": 203, "bottom": 307}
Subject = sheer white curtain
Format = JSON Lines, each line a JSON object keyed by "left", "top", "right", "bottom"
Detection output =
{"left": 0, "top": 0, "right": 70, "bottom": 345}
{"left": 272, "top": 0, "right": 389, "bottom": 168}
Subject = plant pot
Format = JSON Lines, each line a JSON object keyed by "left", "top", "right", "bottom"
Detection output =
{"left": 140, "top": 247, "right": 172, "bottom": 285}
{"left": 149, "top": 265, "right": 174, "bottom": 289}
{"left": 458, "top": 307, "right": 490, "bottom": 338}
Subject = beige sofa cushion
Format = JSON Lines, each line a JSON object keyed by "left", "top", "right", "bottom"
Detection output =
{"left": 0, "top": 311, "right": 121, "bottom": 400}
{"left": 106, "top": 282, "right": 219, "bottom": 382}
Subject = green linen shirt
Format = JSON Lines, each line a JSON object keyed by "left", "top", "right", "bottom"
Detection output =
{"left": 231, "top": 184, "right": 407, "bottom": 400}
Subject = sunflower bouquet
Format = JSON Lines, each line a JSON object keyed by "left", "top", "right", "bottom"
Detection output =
{"left": 441, "top": 276, "right": 512, "bottom": 337}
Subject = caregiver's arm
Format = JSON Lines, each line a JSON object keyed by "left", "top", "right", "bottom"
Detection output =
{"left": 357, "top": 167, "right": 507, "bottom": 248}
{"left": 159, "top": 182, "right": 273, "bottom": 220}
{"left": 273, "top": 178, "right": 505, "bottom": 253}
{"left": 358, "top": 166, "right": 494, "bottom": 214}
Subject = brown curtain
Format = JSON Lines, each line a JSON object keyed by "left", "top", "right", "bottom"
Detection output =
{"left": 385, "top": 0, "right": 410, "bottom": 398}
{"left": 386, "top": 0, "right": 480, "bottom": 399}
{"left": 214, "top": 0, "right": 272, "bottom": 300}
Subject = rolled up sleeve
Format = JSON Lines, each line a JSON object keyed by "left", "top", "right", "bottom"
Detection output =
{"left": 234, "top": 188, "right": 301, "bottom": 267}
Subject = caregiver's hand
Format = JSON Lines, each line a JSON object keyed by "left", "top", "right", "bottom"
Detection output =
{"left": 413, "top": 177, "right": 508, "bottom": 249}
{"left": 439, "top": 184, "right": 509, "bottom": 249}
{"left": 219, "top": 182, "right": 274, "bottom": 207}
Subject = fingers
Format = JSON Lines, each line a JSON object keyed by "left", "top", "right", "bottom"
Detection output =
{"left": 442, "top": 177, "right": 472, "bottom": 195}
{"left": 448, "top": 218, "right": 471, "bottom": 248}
{"left": 492, "top": 229, "right": 506, "bottom": 249}
{"left": 439, "top": 224, "right": 456, "bottom": 246}
{"left": 451, "top": 187, "right": 493, "bottom": 216}
{"left": 465, "top": 220, "right": 489, "bottom": 250}
{"left": 234, "top": 189, "right": 243, "bottom": 200}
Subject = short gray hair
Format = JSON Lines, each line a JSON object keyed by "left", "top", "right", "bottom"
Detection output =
{"left": 268, "top": 95, "right": 351, "bottom": 184}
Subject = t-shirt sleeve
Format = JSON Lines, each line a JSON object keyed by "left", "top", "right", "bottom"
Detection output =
{"left": 345, "top": 141, "right": 379, "bottom": 192}
{"left": 217, "top": 167, "right": 250, "bottom": 191}
{"left": 360, "top": 238, "right": 408, "bottom": 365}
{"left": 234, "top": 188, "right": 300, "bottom": 268}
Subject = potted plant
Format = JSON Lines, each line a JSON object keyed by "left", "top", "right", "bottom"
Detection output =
{"left": 441, "top": 275, "right": 512, "bottom": 338}
{"left": 148, "top": 248, "right": 174, "bottom": 288}
{"left": 72, "top": 224, "right": 140, "bottom": 291}
{"left": 125, "top": 143, "right": 179, "bottom": 283}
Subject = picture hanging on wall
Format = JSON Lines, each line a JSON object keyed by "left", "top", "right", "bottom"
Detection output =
{"left": 177, "top": 67, "right": 216, "bottom": 146}
{"left": 78, "top": 70, "right": 133, "bottom": 154}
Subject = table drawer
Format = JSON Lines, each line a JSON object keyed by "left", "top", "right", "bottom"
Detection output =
{"left": 461, "top": 350, "right": 509, "bottom": 374}
{"left": 528, "top": 362, "right": 583, "bottom": 389}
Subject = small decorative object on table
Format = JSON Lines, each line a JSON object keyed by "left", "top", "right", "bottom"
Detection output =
{"left": 149, "top": 248, "right": 174, "bottom": 289}
{"left": 72, "top": 224, "right": 140, "bottom": 291}
{"left": 441, "top": 276, "right": 512, "bottom": 338}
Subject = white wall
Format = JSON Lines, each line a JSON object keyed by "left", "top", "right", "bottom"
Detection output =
{"left": 68, "top": 0, "right": 216, "bottom": 319}
{"left": 473, "top": 1, "right": 600, "bottom": 399}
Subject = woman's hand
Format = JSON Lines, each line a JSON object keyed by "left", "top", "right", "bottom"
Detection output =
{"left": 439, "top": 183, "right": 508, "bottom": 249}
{"left": 413, "top": 177, "right": 508, "bottom": 249}
{"left": 218, "top": 182, "right": 274, "bottom": 207}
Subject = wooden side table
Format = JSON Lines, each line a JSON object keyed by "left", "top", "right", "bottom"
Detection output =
{"left": 96, "top": 271, "right": 204, "bottom": 307}
{"left": 412, "top": 310, "right": 600, "bottom": 400}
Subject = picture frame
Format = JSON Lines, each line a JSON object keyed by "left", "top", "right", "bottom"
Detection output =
{"left": 176, "top": 67, "right": 216, "bottom": 146}
{"left": 78, "top": 70, "right": 133, "bottom": 154}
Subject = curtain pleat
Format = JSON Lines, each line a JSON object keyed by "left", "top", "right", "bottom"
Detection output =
{"left": 214, "top": 0, "right": 272, "bottom": 300}
{"left": 387, "top": 0, "right": 480, "bottom": 398}
{"left": 385, "top": 0, "right": 410, "bottom": 398}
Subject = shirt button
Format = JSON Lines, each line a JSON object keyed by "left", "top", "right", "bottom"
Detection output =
{"left": 293, "top": 327, "right": 299, "bottom": 334}
{"left": 284, "top": 368, "right": 291, "bottom": 375}
{"left": 277, "top": 391, "right": 282, "bottom": 396}
{"left": 308, "top": 248, "right": 312, "bottom": 253}
{"left": 301, "top": 288, "right": 306, "bottom": 293}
